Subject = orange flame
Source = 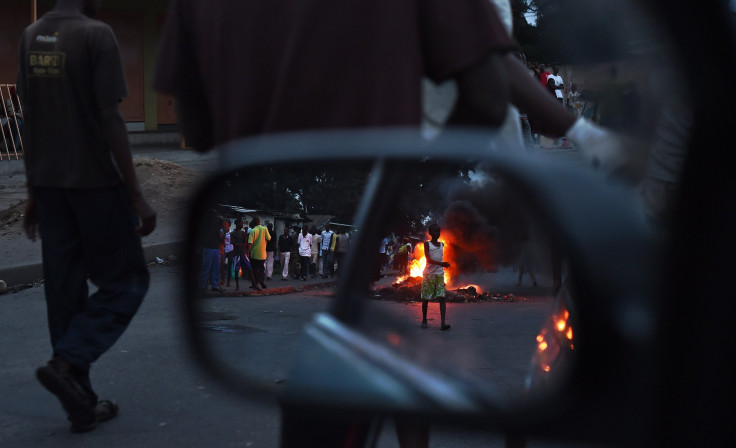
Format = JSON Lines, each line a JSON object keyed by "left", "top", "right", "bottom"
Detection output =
{"left": 395, "top": 236, "right": 480, "bottom": 292}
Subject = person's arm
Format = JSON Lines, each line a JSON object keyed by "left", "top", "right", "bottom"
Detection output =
{"left": 504, "top": 55, "right": 576, "bottom": 137}
{"left": 247, "top": 229, "right": 255, "bottom": 255}
{"left": 447, "top": 53, "right": 509, "bottom": 127}
{"left": 101, "top": 103, "right": 157, "bottom": 236}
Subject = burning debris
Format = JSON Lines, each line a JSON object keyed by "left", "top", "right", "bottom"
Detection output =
{"left": 375, "top": 275, "right": 527, "bottom": 303}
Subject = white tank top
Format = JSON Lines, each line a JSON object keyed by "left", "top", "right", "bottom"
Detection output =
{"left": 423, "top": 242, "right": 444, "bottom": 277}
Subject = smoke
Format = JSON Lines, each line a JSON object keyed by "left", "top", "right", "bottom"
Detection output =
{"left": 441, "top": 174, "right": 530, "bottom": 276}
{"left": 441, "top": 200, "right": 498, "bottom": 274}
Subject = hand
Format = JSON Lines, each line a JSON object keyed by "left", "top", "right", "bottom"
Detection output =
{"left": 23, "top": 197, "right": 38, "bottom": 241}
{"left": 442, "top": 262, "right": 451, "bottom": 268}
{"left": 565, "top": 117, "right": 627, "bottom": 173}
{"left": 132, "top": 194, "right": 157, "bottom": 236}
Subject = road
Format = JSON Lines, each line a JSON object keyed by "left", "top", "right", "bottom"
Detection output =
{"left": 1, "top": 265, "right": 592, "bottom": 447}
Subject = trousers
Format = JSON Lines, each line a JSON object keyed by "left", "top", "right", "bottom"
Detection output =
{"left": 34, "top": 186, "right": 149, "bottom": 375}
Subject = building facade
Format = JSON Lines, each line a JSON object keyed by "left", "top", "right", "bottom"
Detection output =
{"left": 0, "top": 0, "right": 175, "bottom": 131}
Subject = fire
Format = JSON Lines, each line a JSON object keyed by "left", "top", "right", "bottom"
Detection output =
{"left": 394, "top": 236, "right": 481, "bottom": 292}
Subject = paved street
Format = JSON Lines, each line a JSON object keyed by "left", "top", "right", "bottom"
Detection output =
{"left": 1, "top": 264, "right": 594, "bottom": 447}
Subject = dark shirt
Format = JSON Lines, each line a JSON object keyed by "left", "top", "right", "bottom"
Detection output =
{"left": 278, "top": 234, "right": 295, "bottom": 253}
{"left": 230, "top": 229, "right": 247, "bottom": 256}
{"left": 265, "top": 232, "right": 276, "bottom": 252}
{"left": 153, "top": 0, "right": 515, "bottom": 145}
{"left": 17, "top": 11, "right": 128, "bottom": 188}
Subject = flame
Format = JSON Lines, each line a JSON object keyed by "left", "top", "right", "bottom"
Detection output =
{"left": 394, "top": 234, "right": 482, "bottom": 293}
{"left": 401, "top": 238, "right": 452, "bottom": 285}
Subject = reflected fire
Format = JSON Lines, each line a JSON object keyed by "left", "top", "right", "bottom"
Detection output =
{"left": 394, "top": 236, "right": 483, "bottom": 294}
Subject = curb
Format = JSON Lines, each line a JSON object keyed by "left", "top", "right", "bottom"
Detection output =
{"left": 0, "top": 241, "right": 184, "bottom": 288}
{"left": 201, "top": 279, "right": 338, "bottom": 298}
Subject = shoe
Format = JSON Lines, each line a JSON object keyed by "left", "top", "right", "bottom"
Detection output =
{"left": 93, "top": 400, "right": 118, "bottom": 423}
{"left": 260, "top": 282, "right": 267, "bottom": 289}
{"left": 212, "top": 286, "right": 225, "bottom": 292}
{"left": 441, "top": 324, "right": 452, "bottom": 331}
{"left": 421, "top": 322, "right": 428, "bottom": 328}
{"left": 301, "top": 277, "right": 307, "bottom": 281}
{"left": 282, "top": 278, "right": 288, "bottom": 281}
{"left": 36, "top": 357, "right": 97, "bottom": 433}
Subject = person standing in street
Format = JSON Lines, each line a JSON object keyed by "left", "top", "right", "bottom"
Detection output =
{"left": 278, "top": 227, "right": 295, "bottom": 281}
{"left": 297, "top": 225, "right": 313, "bottom": 281}
{"left": 247, "top": 217, "right": 270, "bottom": 290}
{"left": 320, "top": 224, "right": 336, "bottom": 278}
{"left": 546, "top": 65, "right": 565, "bottom": 104}
{"left": 17, "top": 0, "right": 156, "bottom": 433}
{"left": 311, "top": 227, "right": 322, "bottom": 278}
{"left": 335, "top": 230, "right": 350, "bottom": 277}
{"left": 201, "top": 213, "right": 225, "bottom": 293}
{"left": 265, "top": 222, "right": 276, "bottom": 280}
{"left": 420, "top": 224, "right": 451, "bottom": 331}
{"left": 230, "top": 218, "right": 252, "bottom": 291}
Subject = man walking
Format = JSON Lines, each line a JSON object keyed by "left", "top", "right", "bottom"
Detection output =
{"left": 265, "top": 222, "right": 276, "bottom": 280}
{"left": 248, "top": 217, "right": 271, "bottom": 290}
{"left": 335, "top": 230, "right": 350, "bottom": 276}
{"left": 320, "top": 224, "right": 336, "bottom": 278}
{"left": 311, "top": 227, "right": 322, "bottom": 278}
{"left": 18, "top": 0, "right": 156, "bottom": 433}
{"left": 278, "top": 227, "right": 295, "bottom": 281}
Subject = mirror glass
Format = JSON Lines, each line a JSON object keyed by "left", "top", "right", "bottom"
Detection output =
{"left": 188, "top": 161, "right": 374, "bottom": 384}
{"left": 187, "top": 157, "right": 572, "bottom": 402}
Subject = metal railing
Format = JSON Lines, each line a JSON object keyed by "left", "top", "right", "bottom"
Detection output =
{"left": 1, "top": 84, "right": 24, "bottom": 160}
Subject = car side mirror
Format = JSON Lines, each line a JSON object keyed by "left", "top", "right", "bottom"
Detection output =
{"left": 180, "top": 129, "right": 662, "bottom": 442}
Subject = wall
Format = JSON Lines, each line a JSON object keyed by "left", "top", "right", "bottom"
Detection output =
{"left": 0, "top": 0, "right": 172, "bottom": 130}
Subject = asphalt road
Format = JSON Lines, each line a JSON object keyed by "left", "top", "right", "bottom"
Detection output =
{"left": 1, "top": 265, "right": 594, "bottom": 447}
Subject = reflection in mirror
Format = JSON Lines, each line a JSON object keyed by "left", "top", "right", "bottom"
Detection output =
{"left": 356, "top": 158, "right": 573, "bottom": 402}
{"left": 188, "top": 156, "right": 573, "bottom": 403}
{"left": 189, "top": 161, "right": 373, "bottom": 385}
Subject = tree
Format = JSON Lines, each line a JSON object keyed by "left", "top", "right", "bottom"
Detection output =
{"left": 510, "top": 0, "right": 542, "bottom": 62}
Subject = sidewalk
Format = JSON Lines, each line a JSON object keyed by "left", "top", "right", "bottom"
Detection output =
{"left": 200, "top": 271, "right": 340, "bottom": 297}
{"left": 0, "top": 142, "right": 219, "bottom": 287}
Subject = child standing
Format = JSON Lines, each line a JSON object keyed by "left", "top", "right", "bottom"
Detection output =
{"left": 421, "top": 223, "right": 451, "bottom": 330}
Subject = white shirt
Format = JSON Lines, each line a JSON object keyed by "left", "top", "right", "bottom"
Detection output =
{"left": 298, "top": 233, "right": 312, "bottom": 257}
{"left": 423, "top": 241, "right": 445, "bottom": 277}
{"left": 547, "top": 74, "right": 564, "bottom": 99}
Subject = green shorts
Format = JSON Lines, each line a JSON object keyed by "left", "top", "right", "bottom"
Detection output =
{"left": 421, "top": 274, "right": 446, "bottom": 301}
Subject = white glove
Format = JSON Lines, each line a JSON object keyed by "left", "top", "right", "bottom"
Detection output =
{"left": 565, "top": 117, "right": 627, "bottom": 172}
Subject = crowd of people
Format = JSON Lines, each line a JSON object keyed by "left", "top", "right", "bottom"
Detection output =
{"left": 199, "top": 219, "right": 353, "bottom": 292}
{"left": 524, "top": 60, "right": 594, "bottom": 148}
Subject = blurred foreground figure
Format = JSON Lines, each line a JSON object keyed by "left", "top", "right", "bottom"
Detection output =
{"left": 17, "top": 0, "right": 156, "bottom": 433}
{"left": 152, "top": 0, "right": 619, "bottom": 446}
